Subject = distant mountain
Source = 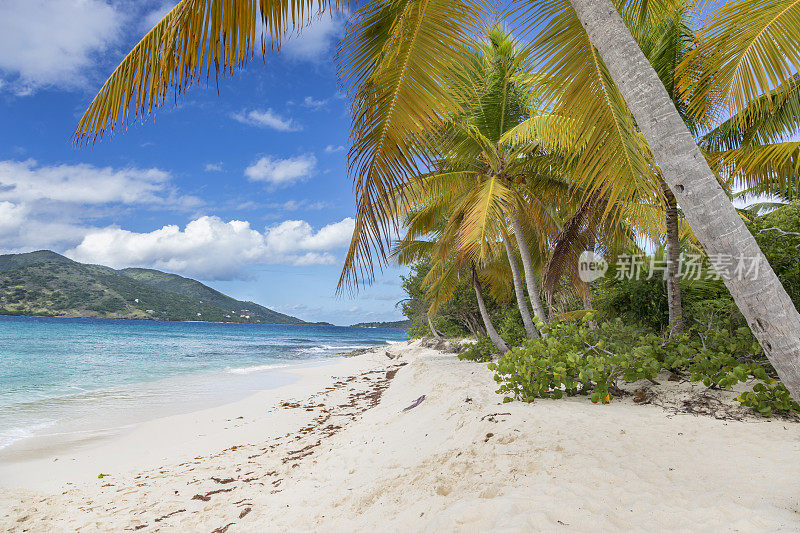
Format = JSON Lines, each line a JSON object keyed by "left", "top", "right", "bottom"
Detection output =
{"left": 350, "top": 319, "right": 412, "bottom": 329}
{"left": 119, "top": 268, "right": 320, "bottom": 325}
{"left": 0, "top": 250, "right": 327, "bottom": 325}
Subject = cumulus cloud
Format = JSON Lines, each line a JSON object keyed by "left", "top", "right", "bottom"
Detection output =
{"left": 0, "top": 159, "right": 202, "bottom": 252}
{"left": 232, "top": 109, "right": 301, "bottom": 131}
{"left": 0, "top": 201, "right": 27, "bottom": 235}
{"left": 66, "top": 216, "right": 356, "bottom": 279}
{"left": 204, "top": 162, "right": 223, "bottom": 172}
{"left": 302, "top": 96, "right": 328, "bottom": 109}
{"left": 0, "top": 0, "right": 121, "bottom": 92}
{"left": 245, "top": 154, "right": 316, "bottom": 187}
{"left": 281, "top": 14, "right": 345, "bottom": 62}
{"left": 324, "top": 144, "right": 345, "bottom": 154}
{"left": 263, "top": 218, "right": 353, "bottom": 254}
{"left": 0, "top": 159, "right": 197, "bottom": 207}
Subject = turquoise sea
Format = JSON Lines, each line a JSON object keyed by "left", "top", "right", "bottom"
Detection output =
{"left": 0, "top": 316, "right": 408, "bottom": 450}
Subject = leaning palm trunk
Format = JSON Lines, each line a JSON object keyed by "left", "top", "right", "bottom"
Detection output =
{"left": 569, "top": 0, "right": 800, "bottom": 400}
{"left": 471, "top": 265, "right": 509, "bottom": 354}
{"left": 501, "top": 229, "right": 540, "bottom": 338}
{"left": 508, "top": 210, "right": 548, "bottom": 324}
{"left": 661, "top": 179, "right": 684, "bottom": 336}
{"left": 583, "top": 236, "right": 597, "bottom": 329}
{"left": 427, "top": 315, "right": 442, "bottom": 339}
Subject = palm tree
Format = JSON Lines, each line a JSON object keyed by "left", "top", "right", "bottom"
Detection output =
{"left": 393, "top": 206, "right": 511, "bottom": 352}
{"left": 74, "top": 0, "right": 800, "bottom": 400}
{"left": 555, "top": 0, "right": 800, "bottom": 397}
{"left": 393, "top": 28, "right": 574, "bottom": 337}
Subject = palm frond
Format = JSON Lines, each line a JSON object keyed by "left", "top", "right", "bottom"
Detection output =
{"left": 699, "top": 74, "right": 800, "bottom": 151}
{"left": 681, "top": 0, "right": 800, "bottom": 119}
{"left": 76, "top": 0, "right": 334, "bottom": 142}
{"left": 337, "top": 0, "right": 484, "bottom": 290}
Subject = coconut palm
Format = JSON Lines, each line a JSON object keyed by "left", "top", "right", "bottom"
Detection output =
{"left": 74, "top": 0, "right": 800, "bottom": 400}
{"left": 389, "top": 27, "right": 577, "bottom": 338}
{"left": 394, "top": 205, "right": 511, "bottom": 352}
{"left": 415, "top": 28, "right": 571, "bottom": 331}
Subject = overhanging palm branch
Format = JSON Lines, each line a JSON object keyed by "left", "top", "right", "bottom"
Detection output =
{"left": 509, "top": 0, "right": 660, "bottom": 221}
{"left": 680, "top": 0, "right": 800, "bottom": 120}
{"left": 75, "top": 0, "right": 337, "bottom": 142}
{"left": 337, "top": 0, "right": 485, "bottom": 290}
{"left": 699, "top": 74, "right": 800, "bottom": 151}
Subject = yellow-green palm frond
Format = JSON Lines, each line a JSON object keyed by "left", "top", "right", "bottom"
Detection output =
{"left": 500, "top": 113, "right": 582, "bottom": 154}
{"left": 76, "top": 0, "right": 334, "bottom": 142}
{"left": 699, "top": 74, "right": 800, "bottom": 151}
{"left": 337, "top": 0, "right": 484, "bottom": 290}
{"left": 393, "top": 170, "right": 476, "bottom": 220}
{"left": 392, "top": 237, "right": 436, "bottom": 265}
{"left": 680, "top": 0, "right": 800, "bottom": 120}
{"left": 708, "top": 142, "right": 800, "bottom": 197}
{"left": 422, "top": 259, "right": 459, "bottom": 313}
{"left": 480, "top": 253, "right": 515, "bottom": 303}
{"left": 509, "top": 0, "right": 658, "bottom": 222}
{"left": 457, "top": 176, "right": 515, "bottom": 262}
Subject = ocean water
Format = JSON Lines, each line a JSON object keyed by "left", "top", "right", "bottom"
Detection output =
{"left": 0, "top": 316, "right": 408, "bottom": 451}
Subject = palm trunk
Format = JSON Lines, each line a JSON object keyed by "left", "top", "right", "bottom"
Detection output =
{"left": 471, "top": 265, "right": 509, "bottom": 354}
{"left": 501, "top": 228, "right": 539, "bottom": 338}
{"left": 508, "top": 209, "right": 548, "bottom": 324}
{"left": 569, "top": 0, "right": 800, "bottom": 400}
{"left": 427, "top": 315, "right": 442, "bottom": 339}
{"left": 661, "top": 179, "right": 684, "bottom": 336}
{"left": 583, "top": 235, "right": 597, "bottom": 329}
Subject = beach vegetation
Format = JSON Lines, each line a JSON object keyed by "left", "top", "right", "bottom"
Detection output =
{"left": 488, "top": 312, "right": 800, "bottom": 416}
{"left": 458, "top": 336, "right": 498, "bottom": 362}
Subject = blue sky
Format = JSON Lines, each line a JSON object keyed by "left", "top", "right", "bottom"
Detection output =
{"left": 0, "top": 0, "right": 407, "bottom": 325}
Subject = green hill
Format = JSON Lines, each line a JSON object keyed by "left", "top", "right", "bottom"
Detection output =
{"left": 0, "top": 251, "right": 320, "bottom": 324}
{"left": 0, "top": 250, "right": 75, "bottom": 273}
{"left": 119, "top": 268, "right": 309, "bottom": 324}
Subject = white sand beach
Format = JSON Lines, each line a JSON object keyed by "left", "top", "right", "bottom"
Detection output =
{"left": 2, "top": 340, "right": 799, "bottom": 531}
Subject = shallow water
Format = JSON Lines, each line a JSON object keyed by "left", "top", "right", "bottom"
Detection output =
{"left": 0, "top": 316, "right": 408, "bottom": 450}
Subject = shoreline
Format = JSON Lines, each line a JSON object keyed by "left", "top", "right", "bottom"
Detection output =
{"left": 2, "top": 340, "right": 799, "bottom": 531}
{"left": 0, "top": 351, "right": 380, "bottom": 491}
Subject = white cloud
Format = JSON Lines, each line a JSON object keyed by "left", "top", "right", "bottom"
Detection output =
{"left": 66, "top": 216, "right": 356, "bottom": 279}
{"left": 324, "top": 144, "right": 345, "bottom": 154}
{"left": 0, "top": 159, "right": 203, "bottom": 253}
{"left": 0, "top": 159, "right": 197, "bottom": 207}
{"left": 0, "top": 201, "right": 27, "bottom": 235}
{"left": 245, "top": 154, "right": 316, "bottom": 187}
{"left": 264, "top": 218, "right": 353, "bottom": 254}
{"left": 204, "top": 162, "right": 223, "bottom": 172}
{"left": 231, "top": 109, "right": 301, "bottom": 131}
{"left": 0, "top": 0, "right": 121, "bottom": 91}
{"left": 302, "top": 96, "right": 328, "bottom": 109}
{"left": 276, "top": 199, "right": 331, "bottom": 211}
{"left": 281, "top": 14, "right": 345, "bottom": 62}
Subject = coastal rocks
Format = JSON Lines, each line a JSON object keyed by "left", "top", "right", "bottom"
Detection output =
{"left": 420, "top": 337, "right": 473, "bottom": 354}
{"left": 337, "top": 348, "right": 373, "bottom": 357}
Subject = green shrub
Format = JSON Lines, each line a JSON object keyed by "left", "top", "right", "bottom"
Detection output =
{"left": 488, "top": 315, "right": 662, "bottom": 404}
{"left": 488, "top": 314, "right": 799, "bottom": 417}
{"left": 497, "top": 308, "right": 527, "bottom": 348}
{"left": 458, "top": 336, "right": 496, "bottom": 362}
{"left": 736, "top": 382, "right": 800, "bottom": 417}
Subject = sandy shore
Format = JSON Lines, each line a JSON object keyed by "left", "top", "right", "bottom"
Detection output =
{"left": 2, "top": 340, "right": 799, "bottom": 531}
